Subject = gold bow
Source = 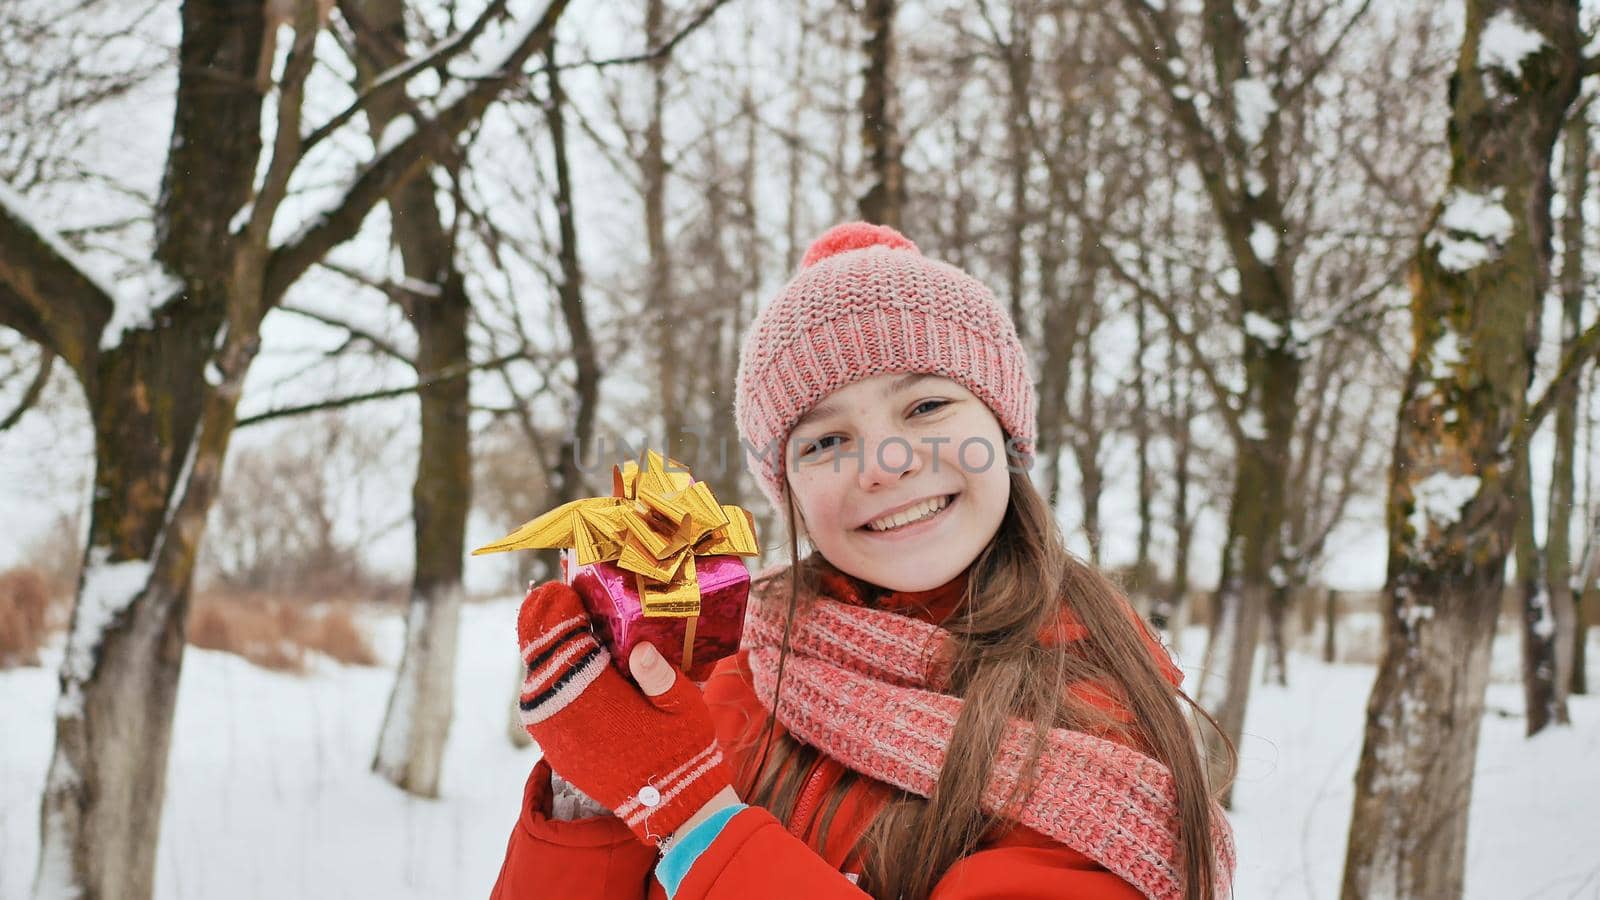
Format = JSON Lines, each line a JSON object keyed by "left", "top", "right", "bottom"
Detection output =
{"left": 472, "top": 450, "right": 759, "bottom": 617}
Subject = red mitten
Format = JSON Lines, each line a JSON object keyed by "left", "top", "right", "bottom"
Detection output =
{"left": 517, "top": 581, "right": 733, "bottom": 846}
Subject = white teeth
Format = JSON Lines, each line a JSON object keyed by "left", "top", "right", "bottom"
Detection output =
{"left": 866, "top": 495, "right": 950, "bottom": 532}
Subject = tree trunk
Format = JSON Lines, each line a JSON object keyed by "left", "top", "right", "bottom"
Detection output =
{"left": 1341, "top": 5, "right": 1581, "bottom": 896}
{"left": 643, "top": 0, "right": 680, "bottom": 461}
{"left": 1263, "top": 585, "right": 1290, "bottom": 686}
{"left": 3, "top": 2, "right": 570, "bottom": 890}
{"left": 1109, "top": 1, "right": 1303, "bottom": 805}
{"left": 1543, "top": 98, "right": 1589, "bottom": 709}
{"left": 1133, "top": 289, "right": 1154, "bottom": 593}
{"left": 1324, "top": 589, "right": 1339, "bottom": 664}
{"left": 857, "top": 0, "right": 903, "bottom": 228}
{"left": 1071, "top": 290, "right": 1105, "bottom": 564}
{"left": 1002, "top": 2, "right": 1031, "bottom": 335}
{"left": 1570, "top": 500, "right": 1600, "bottom": 696}
{"left": 30, "top": 4, "right": 266, "bottom": 894}
{"left": 352, "top": 0, "right": 472, "bottom": 798}
{"left": 1197, "top": 315, "right": 1298, "bottom": 805}
{"left": 1515, "top": 440, "right": 1565, "bottom": 734}
{"left": 1152, "top": 358, "right": 1196, "bottom": 641}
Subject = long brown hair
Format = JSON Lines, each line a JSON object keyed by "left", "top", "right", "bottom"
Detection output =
{"left": 737, "top": 468, "right": 1234, "bottom": 900}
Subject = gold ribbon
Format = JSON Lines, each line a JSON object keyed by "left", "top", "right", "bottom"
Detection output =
{"left": 472, "top": 450, "right": 759, "bottom": 618}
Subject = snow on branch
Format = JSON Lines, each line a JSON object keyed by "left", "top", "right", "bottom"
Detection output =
{"left": 0, "top": 180, "right": 181, "bottom": 360}
{"left": 58, "top": 546, "right": 153, "bottom": 717}
{"left": 1233, "top": 78, "right": 1275, "bottom": 146}
{"left": 1425, "top": 187, "right": 1515, "bottom": 273}
{"left": 1407, "top": 471, "right": 1480, "bottom": 543}
{"left": 1478, "top": 11, "right": 1547, "bottom": 77}
{"left": 265, "top": 0, "right": 571, "bottom": 304}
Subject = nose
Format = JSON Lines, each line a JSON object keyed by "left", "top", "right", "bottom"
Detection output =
{"left": 856, "top": 427, "right": 926, "bottom": 492}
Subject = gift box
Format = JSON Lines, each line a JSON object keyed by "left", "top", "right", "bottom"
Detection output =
{"left": 561, "top": 547, "right": 750, "bottom": 681}
{"left": 474, "top": 450, "right": 759, "bottom": 683}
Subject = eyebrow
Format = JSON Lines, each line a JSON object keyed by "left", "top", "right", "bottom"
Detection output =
{"left": 792, "top": 373, "right": 941, "bottom": 430}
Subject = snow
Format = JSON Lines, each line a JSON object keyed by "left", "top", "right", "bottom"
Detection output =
{"left": 102, "top": 270, "right": 184, "bottom": 351}
{"left": 1218, "top": 267, "right": 1242, "bottom": 295}
{"left": 2, "top": 605, "right": 1597, "bottom": 897}
{"left": 1239, "top": 408, "right": 1268, "bottom": 441}
{"left": 0, "top": 178, "right": 184, "bottom": 352}
{"left": 229, "top": 202, "right": 254, "bottom": 235}
{"left": 1233, "top": 78, "right": 1275, "bottom": 145}
{"left": 1431, "top": 327, "right": 1466, "bottom": 380}
{"left": 374, "top": 596, "right": 426, "bottom": 772}
{"left": 1408, "top": 471, "right": 1481, "bottom": 539}
{"left": 1477, "top": 11, "right": 1546, "bottom": 77}
{"left": 399, "top": 277, "right": 443, "bottom": 298}
{"left": 2, "top": 599, "right": 533, "bottom": 899}
{"left": 0, "top": 180, "right": 122, "bottom": 303}
{"left": 1194, "top": 625, "right": 1600, "bottom": 899}
{"left": 378, "top": 115, "right": 416, "bottom": 155}
{"left": 1427, "top": 188, "right": 1515, "bottom": 273}
{"left": 1248, "top": 221, "right": 1279, "bottom": 265}
{"left": 33, "top": 754, "right": 82, "bottom": 900}
{"left": 1244, "top": 312, "right": 1284, "bottom": 347}
{"left": 62, "top": 547, "right": 152, "bottom": 692}
{"left": 1528, "top": 589, "right": 1554, "bottom": 640}
{"left": 1244, "top": 168, "right": 1266, "bottom": 198}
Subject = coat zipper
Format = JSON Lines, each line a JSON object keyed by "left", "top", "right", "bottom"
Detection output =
{"left": 788, "top": 762, "right": 830, "bottom": 840}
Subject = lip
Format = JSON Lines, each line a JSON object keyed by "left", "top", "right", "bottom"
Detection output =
{"left": 856, "top": 493, "right": 958, "bottom": 540}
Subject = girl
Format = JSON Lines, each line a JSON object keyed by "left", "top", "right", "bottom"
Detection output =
{"left": 491, "top": 223, "right": 1236, "bottom": 900}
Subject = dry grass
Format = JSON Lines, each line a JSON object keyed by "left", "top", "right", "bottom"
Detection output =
{"left": 0, "top": 567, "right": 63, "bottom": 668}
{"left": 187, "top": 590, "right": 379, "bottom": 673}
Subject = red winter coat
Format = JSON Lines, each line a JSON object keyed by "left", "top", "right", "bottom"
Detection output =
{"left": 488, "top": 647, "right": 1147, "bottom": 899}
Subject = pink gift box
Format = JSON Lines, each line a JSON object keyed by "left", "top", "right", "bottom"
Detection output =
{"left": 560, "top": 548, "right": 751, "bottom": 682}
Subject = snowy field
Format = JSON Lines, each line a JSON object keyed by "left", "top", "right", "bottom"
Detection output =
{"left": 2, "top": 601, "right": 1596, "bottom": 900}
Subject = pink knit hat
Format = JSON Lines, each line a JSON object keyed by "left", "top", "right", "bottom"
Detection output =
{"left": 735, "top": 222, "right": 1036, "bottom": 510}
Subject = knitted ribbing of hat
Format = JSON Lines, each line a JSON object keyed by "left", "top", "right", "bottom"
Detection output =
{"left": 740, "top": 596, "right": 1236, "bottom": 900}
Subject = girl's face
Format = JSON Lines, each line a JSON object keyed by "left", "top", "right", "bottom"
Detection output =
{"left": 785, "top": 373, "right": 1012, "bottom": 593}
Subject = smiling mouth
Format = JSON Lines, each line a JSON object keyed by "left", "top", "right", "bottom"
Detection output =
{"left": 860, "top": 494, "right": 957, "bottom": 533}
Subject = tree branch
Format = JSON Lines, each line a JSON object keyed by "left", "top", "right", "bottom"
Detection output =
{"left": 264, "top": 0, "right": 571, "bottom": 305}
{"left": 1515, "top": 316, "right": 1600, "bottom": 449}
{"left": 1100, "top": 247, "right": 1248, "bottom": 449}
{"left": 277, "top": 303, "right": 414, "bottom": 368}
{"left": 243, "top": 0, "right": 322, "bottom": 249}
{"left": 303, "top": 0, "right": 516, "bottom": 157}
{"left": 0, "top": 348, "right": 54, "bottom": 431}
{"left": 545, "top": 0, "right": 734, "bottom": 72}
{"left": 0, "top": 181, "right": 115, "bottom": 375}
{"left": 235, "top": 351, "right": 522, "bottom": 428}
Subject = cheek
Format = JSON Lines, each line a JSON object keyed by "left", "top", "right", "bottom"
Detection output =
{"left": 788, "top": 473, "right": 844, "bottom": 531}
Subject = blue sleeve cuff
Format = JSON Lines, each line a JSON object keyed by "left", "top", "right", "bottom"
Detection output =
{"left": 655, "top": 803, "right": 748, "bottom": 898}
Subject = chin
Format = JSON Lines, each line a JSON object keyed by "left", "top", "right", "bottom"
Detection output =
{"left": 854, "top": 562, "right": 963, "bottom": 594}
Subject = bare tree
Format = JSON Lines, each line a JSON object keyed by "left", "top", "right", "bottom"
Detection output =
{"left": 343, "top": 0, "right": 475, "bottom": 799}
{"left": 0, "top": 0, "right": 570, "bottom": 893}
{"left": 1341, "top": 4, "right": 1588, "bottom": 896}
{"left": 1519, "top": 92, "right": 1592, "bottom": 732}
{"left": 858, "top": 0, "right": 904, "bottom": 227}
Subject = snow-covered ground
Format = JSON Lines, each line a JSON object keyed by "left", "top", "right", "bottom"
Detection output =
{"left": 1, "top": 604, "right": 1596, "bottom": 899}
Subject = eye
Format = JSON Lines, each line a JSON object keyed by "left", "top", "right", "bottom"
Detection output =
{"left": 796, "top": 434, "right": 844, "bottom": 460}
{"left": 910, "top": 399, "right": 950, "bottom": 417}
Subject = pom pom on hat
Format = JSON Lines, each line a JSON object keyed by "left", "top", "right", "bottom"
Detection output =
{"left": 801, "top": 221, "right": 920, "bottom": 268}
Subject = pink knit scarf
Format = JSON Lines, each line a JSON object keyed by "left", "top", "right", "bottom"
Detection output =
{"left": 740, "top": 588, "right": 1236, "bottom": 900}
